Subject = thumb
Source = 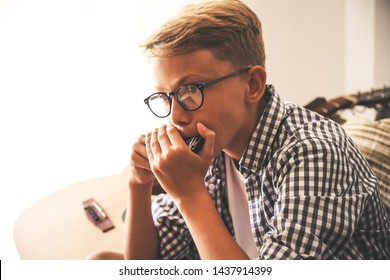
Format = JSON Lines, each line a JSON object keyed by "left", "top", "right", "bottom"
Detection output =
{"left": 196, "top": 122, "right": 215, "bottom": 158}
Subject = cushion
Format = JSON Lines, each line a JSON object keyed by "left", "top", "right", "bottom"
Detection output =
{"left": 343, "top": 118, "right": 390, "bottom": 212}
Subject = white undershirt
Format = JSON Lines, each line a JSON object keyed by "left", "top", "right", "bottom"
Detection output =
{"left": 225, "top": 154, "right": 258, "bottom": 259}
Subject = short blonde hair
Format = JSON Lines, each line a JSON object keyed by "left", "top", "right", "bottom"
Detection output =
{"left": 142, "top": 0, "right": 266, "bottom": 68}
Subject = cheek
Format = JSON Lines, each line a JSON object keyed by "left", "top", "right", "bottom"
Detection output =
{"left": 198, "top": 88, "right": 245, "bottom": 149}
{"left": 204, "top": 109, "right": 241, "bottom": 152}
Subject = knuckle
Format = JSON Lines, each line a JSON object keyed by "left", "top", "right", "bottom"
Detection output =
{"left": 158, "top": 130, "right": 167, "bottom": 141}
{"left": 151, "top": 138, "right": 159, "bottom": 148}
{"left": 152, "top": 158, "right": 165, "bottom": 172}
{"left": 167, "top": 125, "right": 176, "bottom": 133}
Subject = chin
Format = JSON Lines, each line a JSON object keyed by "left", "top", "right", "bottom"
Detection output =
{"left": 213, "top": 142, "right": 224, "bottom": 156}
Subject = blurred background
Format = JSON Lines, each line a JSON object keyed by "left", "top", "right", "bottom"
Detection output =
{"left": 1, "top": 0, "right": 389, "bottom": 259}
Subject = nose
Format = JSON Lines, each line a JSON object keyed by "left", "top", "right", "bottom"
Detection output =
{"left": 169, "top": 97, "right": 191, "bottom": 127}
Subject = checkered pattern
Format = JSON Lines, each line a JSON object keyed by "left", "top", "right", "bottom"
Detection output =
{"left": 152, "top": 85, "right": 390, "bottom": 259}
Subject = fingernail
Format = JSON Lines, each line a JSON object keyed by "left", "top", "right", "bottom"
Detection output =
{"left": 197, "top": 122, "right": 206, "bottom": 130}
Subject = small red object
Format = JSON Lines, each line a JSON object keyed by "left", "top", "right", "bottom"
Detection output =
{"left": 82, "top": 198, "right": 114, "bottom": 232}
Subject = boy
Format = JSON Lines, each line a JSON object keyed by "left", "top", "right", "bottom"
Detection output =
{"left": 90, "top": 0, "right": 389, "bottom": 260}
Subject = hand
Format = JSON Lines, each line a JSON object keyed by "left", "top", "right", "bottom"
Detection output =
{"left": 145, "top": 122, "right": 216, "bottom": 202}
{"left": 128, "top": 135, "right": 155, "bottom": 189}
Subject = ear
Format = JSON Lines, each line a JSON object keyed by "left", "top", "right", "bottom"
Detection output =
{"left": 245, "top": 65, "right": 267, "bottom": 104}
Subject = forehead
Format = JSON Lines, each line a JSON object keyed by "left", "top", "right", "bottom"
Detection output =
{"left": 149, "top": 50, "right": 233, "bottom": 91}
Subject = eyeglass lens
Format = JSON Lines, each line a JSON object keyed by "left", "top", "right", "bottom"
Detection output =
{"left": 148, "top": 85, "right": 203, "bottom": 117}
{"left": 148, "top": 93, "right": 171, "bottom": 117}
{"left": 177, "top": 85, "right": 203, "bottom": 110}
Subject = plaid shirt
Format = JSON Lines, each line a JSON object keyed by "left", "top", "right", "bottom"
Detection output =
{"left": 152, "top": 85, "right": 390, "bottom": 259}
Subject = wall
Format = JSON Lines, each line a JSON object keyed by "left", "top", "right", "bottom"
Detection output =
{"left": 246, "top": 0, "right": 346, "bottom": 105}
{"left": 246, "top": 0, "right": 389, "bottom": 103}
{"left": 375, "top": 0, "right": 390, "bottom": 87}
{"left": 345, "top": 0, "right": 375, "bottom": 92}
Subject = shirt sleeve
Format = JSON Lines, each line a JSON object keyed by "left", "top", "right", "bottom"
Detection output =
{"left": 259, "top": 137, "right": 376, "bottom": 259}
{"left": 152, "top": 194, "right": 199, "bottom": 259}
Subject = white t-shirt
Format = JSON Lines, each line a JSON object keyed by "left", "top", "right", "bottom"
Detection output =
{"left": 225, "top": 154, "right": 258, "bottom": 259}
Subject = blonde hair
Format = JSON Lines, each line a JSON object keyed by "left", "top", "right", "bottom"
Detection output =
{"left": 142, "top": 0, "right": 266, "bottom": 68}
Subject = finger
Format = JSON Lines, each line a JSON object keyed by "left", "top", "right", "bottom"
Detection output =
{"left": 196, "top": 122, "right": 216, "bottom": 157}
{"left": 133, "top": 135, "right": 148, "bottom": 159}
{"left": 158, "top": 125, "right": 172, "bottom": 151}
{"left": 137, "top": 134, "right": 146, "bottom": 144}
{"left": 131, "top": 151, "right": 152, "bottom": 171}
{"left": 166, "top": 124, "right": 185, "bottom": 146}
{"left": 150, "top": 128, "right": 162, "bottom": 155}
{"left": 144, "top": 132, "right": 154, "bottom": 162}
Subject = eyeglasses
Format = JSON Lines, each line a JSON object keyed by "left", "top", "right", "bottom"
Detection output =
{"left": 144, "top": 67, "right": 251, "bottom": 118}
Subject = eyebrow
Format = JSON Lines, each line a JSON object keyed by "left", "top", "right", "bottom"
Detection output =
{"left": 156, "top": 73, "right": 211, "bottom": 93}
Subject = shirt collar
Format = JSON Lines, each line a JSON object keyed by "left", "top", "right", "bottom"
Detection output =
{"left": 239, "top": 84, "right": 286, "bottom": 177}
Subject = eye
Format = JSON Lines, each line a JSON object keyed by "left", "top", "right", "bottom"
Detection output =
{"left": 150, "top": 94, "right": 160, "bottom": 101}
{"left": 159, "top": 93, "right": 169, "bottom": 101}
{"left": 176, "top": 85, "right": 202, "bottom": 110}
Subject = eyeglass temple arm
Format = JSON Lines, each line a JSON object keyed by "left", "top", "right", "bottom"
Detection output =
{"left": 199, "top": 67, "right": 251, "bottom": 89}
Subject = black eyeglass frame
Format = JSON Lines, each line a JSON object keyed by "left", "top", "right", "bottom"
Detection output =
{"left": 144, "top": 67, "right": 251, "bottom": 118}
